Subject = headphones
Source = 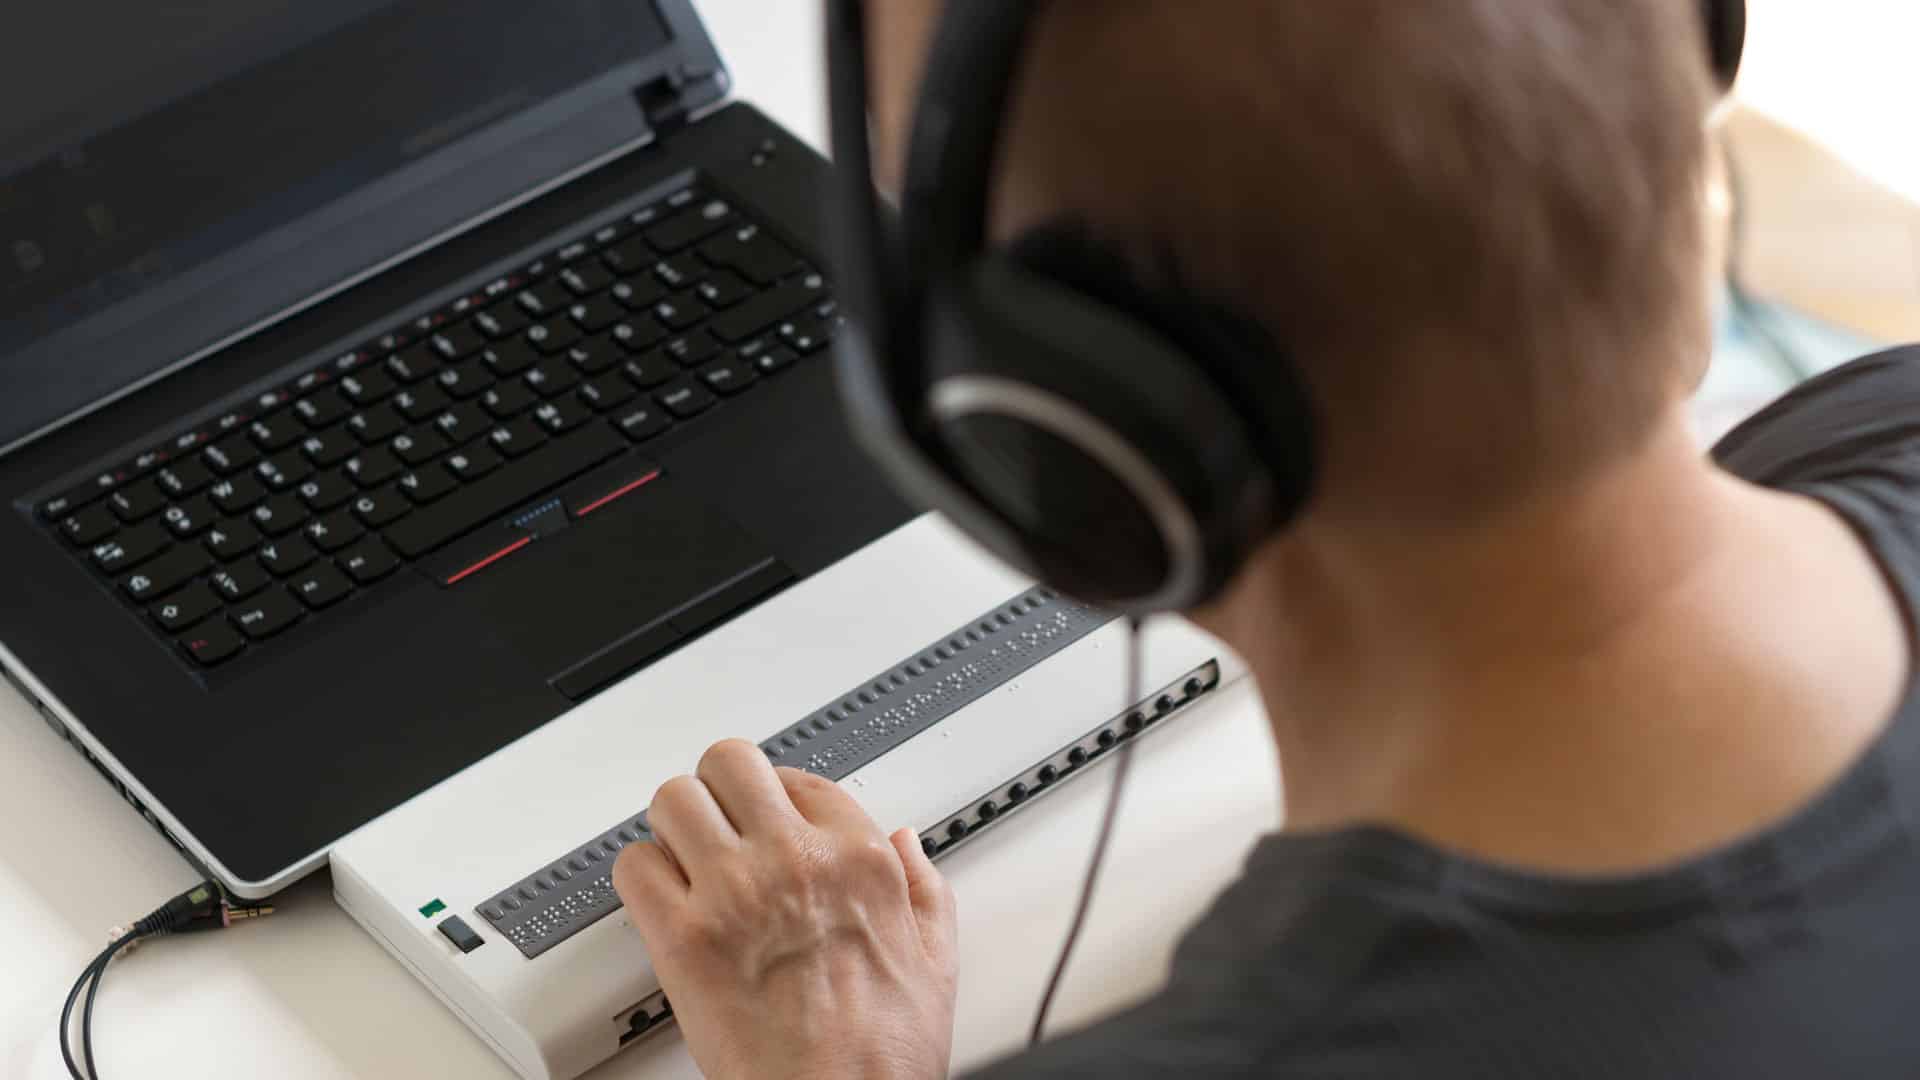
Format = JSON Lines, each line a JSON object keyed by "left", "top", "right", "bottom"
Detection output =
{"left": 827, "top": 0, "right": 1747, "bottom": 615}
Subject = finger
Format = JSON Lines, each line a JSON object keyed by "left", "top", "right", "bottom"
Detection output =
{"left": 696, "top": 738, "right": 803, "bottom": 838}
{"left": 646, "top": 774, "right": 739, "bottom": 877}
{"left": 891, "top": 827, "right": 959, "bottom": 964}
{"left": 612, "top": 840, "right": 687, "bottom": 944}
{"left": 776, "top": 767, "right": 881, "bottom": 836}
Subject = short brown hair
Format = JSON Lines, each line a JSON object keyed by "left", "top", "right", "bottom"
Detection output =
{"left": 976, "top": 1, "right": 1720, "bottom": 521}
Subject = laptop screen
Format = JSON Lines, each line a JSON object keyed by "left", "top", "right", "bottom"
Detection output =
{"left": 0, "top": 0, "right": 685, "bottom": 455}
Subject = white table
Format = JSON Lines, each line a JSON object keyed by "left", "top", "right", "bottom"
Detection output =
{"left": 6, "top": 2, "right": 1914, "bottom": 1076}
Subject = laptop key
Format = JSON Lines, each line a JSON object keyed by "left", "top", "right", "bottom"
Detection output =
{"left": 338, "top": 538, "right": 400, "bottom": 584}
{"left": 347, "top": 405, "right": 406, "bottom": 445}
{"left": 352, "top": 486, "right": 413, "bottom": 528}
{"left": 561, "top": 262, "right": 612, "bottom": 296}
{"left": 516, "top": 282, "right": 572, "bottom": 318}
{"left": 752, "top": 345, "right": 801, "bottom": 376}
{"left": 435, "top": 359, "right": 494, "bottom": 400}
{"left": 646, "top": 199, "right": 735, "bottom": 253}
{"left": 482, "top": 341, "right": 540, "bottom": 378}
{"left": 390, "top": 427, "right": 447, "bottom": 466}
{"left": 299, "top": 428, "right": 357, "bottom": 467}
{"left": 568, "top": 297, "right": 624, "bottom": 333}
{"left": 609, "top": 318, "right": 666, "bottom": 354}
{"left": 398, "top": 466, "right": 457, "bottom": 505}
{"left": 431, "top": 403, "right": 488, "bottom": 444}
{"left": 203, "top": 432, "right": 262, "bottom": 475}
{"left": 122, "top": 544, "right": 210, "bottom": 603}
{"left": 155, "top": 458, "right": 214, "bottom": 499}
{"left": 257, "top": 535, "right": 317, "bottom": 577}
{"left": 343, "top": 446, "right": 403, "bottom": 487}
{"left": 481, "top": 381, "right": 538, "bottom": 419}
{"left": 161, "top": 495, "right": 218, "bottom": 538}
{"left": 523, "top": 362, "right": 581, "bottom": 398}
{"left": 384, "top": 422, "right": 624, "bottom": 559}
{"left": 525, "top": 319, "right": 582, "bottom": 355}
{"left": 304, "top": 509, "right": 365, "bottom": 553}
{"left": 656, "top": 378, "right": 716, "bottom": 419}
{"left": 296, "top": 469, "right": 356, "bottom": 511}
{"left": 92, "top": 523, "right": 170, "bottom": 574}
{"left": 486, "top": 418, "right": 548, "bottom": 459}
{"left": 249, "top": 414, "right": 305, "bottom": 453}
{"left": 610, "top": 275, "right": 667, "bottom": 311}
{"left": 474, "top": 303, "right": 529, "bottom": 340}
{"left": 211, "top": 560, "right": 273, "bottom": 602}
{"left": 209, "top": 474, "right": 268, "bottom": 515}
{"left": 230, "top": 590, "right": 303, "bottom": 641}
{"left": 290, "top": 564, "right": 354, "bottom": 611}
{"left": 254, "top": 450, "right": 314, "bottom": 492}
{"left": 386, "top": 345, "right": 441, "bottom": 383}
{"left": 710, "top": 274, "right": 828, "bottom": 343}
{"left": 445, "top": 444, "right": 502, "bottom": 482}
{"left": 249, "top": 494, "right": 307, "bottom": 536}
{"left": 60, "top": 504, "right": 120, "bottom": 546}
{"left": 108, "top": 479, "right": 168, "bottom": 522}
{"left": 653, "top": 256, "right": 704, "bottom": 290}
{"left": 698, "top": 224, "right": 803, "bottom": 286}
{"left": 614, "top": 405, "right": 672, "bottom": 443}
{"left": 204, "top": 519, "right": 262, "bottom": 561}
{"left": 394, "top": 384, "right": 450, "bottom": 422}
{"left": 565, "top": 338, "right": 621, "bottom": 376}
{"left": 652, "top": 291, "right": 708, "bottom": 331}
{"left": 152, "top": 583, "right": 220, "bottom": 634}
{"left": 622, "top": 353, "right": 678, "bottom": 390}
{"left": 699, "top": 357, "right": 758, "bottom": 397}
{"left": 293, "top": 391, "right": 353, "bottom": 429}
{"left": 430, "top": 325, "right": 485, "bottom": 361}
{"left": 533, "top": 399, "right": 594, "bottom": 435}
{"left": 578, "top": 375, "right": 636, "bottom": 412}
{"left": 696, "top": 271, "right": 752, "bottom": 310}
{"left": 662, "top": 333, "right": 720, "bottom": 369}
{"left": 602, "top": 237, "right": 655, "bottom": 276}
{"left": 340, "top": 368, "right": 398, "bottom": 406}
{"left": 181, "top": 620, "right": 245, "bottom": 667}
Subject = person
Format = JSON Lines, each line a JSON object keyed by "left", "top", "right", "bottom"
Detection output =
{"left": 611, "top": 1, "right": 1920, "bottom": 1076}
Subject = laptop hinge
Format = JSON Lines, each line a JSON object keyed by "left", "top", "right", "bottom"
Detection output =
{"left": 637, "top": 70, "right": 702, "bottom": 138}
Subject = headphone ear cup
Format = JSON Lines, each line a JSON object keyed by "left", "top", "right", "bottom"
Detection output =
{"left": 1702, "top": 0, "right": 1747, "bottom": 91}
{"left": 920, "top": 251, "right": 1279, "bottom": 608}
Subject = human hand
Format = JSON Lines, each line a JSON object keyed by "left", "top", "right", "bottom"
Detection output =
{"left": 613, "top": 739, "right": 959, "bottom": 1080}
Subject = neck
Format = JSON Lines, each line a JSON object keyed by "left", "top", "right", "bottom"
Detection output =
{"left": 1214, "top": 409, "right": 1907, "bottom": 870}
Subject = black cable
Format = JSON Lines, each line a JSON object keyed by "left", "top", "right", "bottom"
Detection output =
{"left": 1030, "top": 615, "right": 1145, "bottom": 1047}
{"left": 60, "top": 940, "right": 123, "bottom": 1080}
{"left": 58, "top": 881, "right": 275, "bottom": 1079}
{"left": 1719, "top": 127, "right": 1813, "bottom": 382}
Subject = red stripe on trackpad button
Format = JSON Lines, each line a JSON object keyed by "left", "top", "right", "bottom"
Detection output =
{"left": 562, "top": 456, "right": 663, "bottom": 519}
{"left": 442, "top": 536, "right": 534, "bottom": 585}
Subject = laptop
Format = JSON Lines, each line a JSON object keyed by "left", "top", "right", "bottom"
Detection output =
{"left": 1, "top": 5, "right": 1236, "bottom": 1073}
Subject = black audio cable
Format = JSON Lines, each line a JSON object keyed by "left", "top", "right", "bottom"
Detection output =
{"left": 1030, "top": 615, "right": 1145, "bottom": 1046}
{"left": 59, "top": 880, "right": 274, "bottom": 1079}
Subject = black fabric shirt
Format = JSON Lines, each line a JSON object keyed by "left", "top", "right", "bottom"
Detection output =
{"left": 969, "top": 347, "right": 1920, "bottom": 1079}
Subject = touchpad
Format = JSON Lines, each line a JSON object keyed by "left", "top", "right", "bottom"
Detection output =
{"left": 454, "top": 472, "right": 778, "bottom": 682}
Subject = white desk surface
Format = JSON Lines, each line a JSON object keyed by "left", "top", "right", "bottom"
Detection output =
{"left": 5, "top": 3, "right": 1914, "bottom": 1077}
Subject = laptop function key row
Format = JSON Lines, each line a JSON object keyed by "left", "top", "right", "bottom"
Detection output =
{"left": 35, "top": 185, "right": 842, "bottom": 671}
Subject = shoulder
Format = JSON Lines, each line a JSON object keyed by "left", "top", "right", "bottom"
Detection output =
{"left": 1712, "top": 345, "right": 1920, "bottom": 487}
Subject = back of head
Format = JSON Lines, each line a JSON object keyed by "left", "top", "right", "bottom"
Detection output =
{"left": 980, "top": 1, "right": 1721, "bottom": 523}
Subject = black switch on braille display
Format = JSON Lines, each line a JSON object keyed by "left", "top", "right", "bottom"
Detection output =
{"left": 438, "top": 915, "right": 486, "bottom": 954}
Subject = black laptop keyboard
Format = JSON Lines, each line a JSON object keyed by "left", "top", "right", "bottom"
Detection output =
{"left": 33, "top": 184, "right": 840, "bottom": 670}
